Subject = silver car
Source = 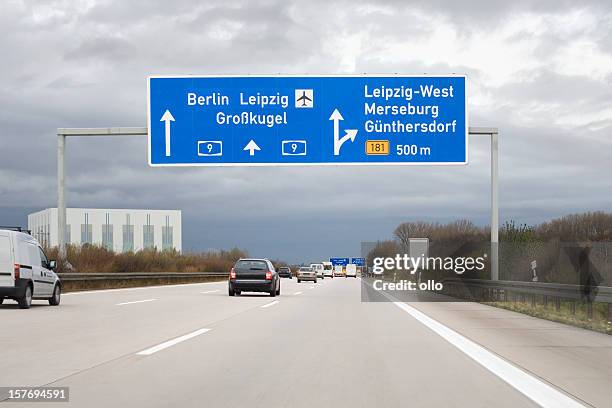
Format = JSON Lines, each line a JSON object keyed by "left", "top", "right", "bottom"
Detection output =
{"left": 297, "top": 266, "right": 317, "bottom": 283}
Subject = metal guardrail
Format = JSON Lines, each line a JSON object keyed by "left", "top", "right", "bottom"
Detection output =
{"left": 442, "top": 278, "right": 612, "bottom": 319}
{"left": 58, "top": 272, "right": 228, "bottom": 281}
{"left": 443, "top": 278, "right": 612, "bottom": 303}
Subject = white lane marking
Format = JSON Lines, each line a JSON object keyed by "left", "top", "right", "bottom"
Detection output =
{"left": 293, "top": 291, "right": 303, "bottom": 295}
{"left": 116, "top": 298, "right": 158, "bottom": 306}
{"left": 389, "top": 298, "right": 585, "bottom": 408}
{"left": 136, "top": 328, "right": 211, "bottom": 356}
{"left": 65, "top": 281, "right": 224, "bottom": 296}
{"left": 201, "top": 289, "right": 220, "bottom": 294}
{"left": 308, "top": 286, "right": 315, "bottom": 289}
{"left": 261, "top": 300, "right": 279, "bottom": 308}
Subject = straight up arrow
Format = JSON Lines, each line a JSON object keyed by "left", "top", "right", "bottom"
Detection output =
{"left": 243, "top": 139, "right": 261, "bottom": 156}
{"left": 160, "top": 110, "right": 175, "bottom": 157}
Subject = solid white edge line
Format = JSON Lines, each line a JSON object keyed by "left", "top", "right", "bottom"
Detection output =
{"left": 293, "top": 291, "right": 303, "bottom": 295}
{"left": 136, "top": 328, "right": 211, "bottom": 356}
{"left": 116, "top": 298, "right": 158, "bottom": 306}
{"left": 383, "top": 291, "right": 585, "bottom": 408}
{"left": 261, "top": 300, "right": 279, "bottom": 308}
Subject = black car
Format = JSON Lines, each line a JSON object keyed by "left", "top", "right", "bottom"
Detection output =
{"left": 229, "top": 258, "right": 280, "bottom": 297}
{"left": 278, "top": 266, "right": 292, "bottom": 279}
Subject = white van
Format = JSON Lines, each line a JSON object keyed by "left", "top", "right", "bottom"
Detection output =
{"left": 345, "top": 264, "right": 357, "bottom": 278}
{"left": 322, "top": 262, "right": 334, "bottom": 278}
{"left": 0, "top": 228, "right": 61, "bottom": 309}
{"left": 309, "top": 263, "right": 324, "bottom": 280}
{"left": 333, "top": 265, "right": 344, "bottom": 277}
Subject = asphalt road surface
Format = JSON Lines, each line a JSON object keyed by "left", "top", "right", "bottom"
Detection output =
{"left": 1, "top": 277, "right": 609, "bottom": 407}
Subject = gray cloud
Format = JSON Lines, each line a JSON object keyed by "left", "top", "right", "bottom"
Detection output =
{"left": 1, "top": 0, "right": 611, "bottom": 263}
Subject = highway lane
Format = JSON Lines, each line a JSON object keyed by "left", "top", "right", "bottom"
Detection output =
{"left": 0, "top": 277, "right": 597, "bottom": 407}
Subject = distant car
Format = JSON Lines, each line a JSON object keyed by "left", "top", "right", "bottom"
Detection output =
{"left": 278, "top": 266, "right": 292, "bottom": 279}
{"left": 322, "top": 261, "right": 334, "bottom": 278}
{"left": 345, "top": 264, "right": 357, "bottom": 278}
{"left": 310, "top": 263, "right": 324, "bottom": 279}
{"left": 229, "top": 258, "right": 280, "bottom": 297}
{"left": 297, "top": 266, "right": 317, "bottom": 283}
{"left": 0, "top": 228, "right": 61, "bottom": 309}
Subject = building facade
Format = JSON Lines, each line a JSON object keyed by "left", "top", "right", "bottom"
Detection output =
{"left": 27, "top": 208, "right": 182, "bottom": 252}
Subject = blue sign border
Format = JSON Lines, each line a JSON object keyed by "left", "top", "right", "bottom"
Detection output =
{"left": 147, "top": 74, "right": 468, "bottom": 167}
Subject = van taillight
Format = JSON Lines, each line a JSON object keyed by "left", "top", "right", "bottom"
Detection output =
{"left": 265, "top": 271, "right": 272, "bottom": 280}
{"left": 14, "top": 264, "right": 20, "bottom": 280}
{"left": 230, "top": 268, "right": 236, "bottom": 279}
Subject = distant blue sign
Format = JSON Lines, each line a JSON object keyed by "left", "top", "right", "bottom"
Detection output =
{"left": 330, "top": 257, "right": 350, "bottom": 266}
{"left": 148, "top": 75, "right": 467, "bottom": 166}
{"left": 351, "top": 257, "right": 365, "bottom": 266}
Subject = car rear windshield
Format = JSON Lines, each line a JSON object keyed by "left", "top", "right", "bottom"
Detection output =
{"left": 299, "top": 267, "right": 312, "bottom": 272}
{"left": 235, "top": 260, "right": 268, "bottom": 270}
{"left": 279, "top": 267, "right": 290, "bottom": 271}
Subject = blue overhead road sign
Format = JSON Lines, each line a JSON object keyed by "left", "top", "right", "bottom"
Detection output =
{"left": 330, "top": 258, "right": 350, "bottom": 266}
{"left": 351, "top": 257, "right": 365, "bottom": 266}
{"left": 148, "top": 75, "right": 467, "bottom": 166}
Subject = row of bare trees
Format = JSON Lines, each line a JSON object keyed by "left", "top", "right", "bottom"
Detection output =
{"left": 393, "top": 211, "right": 612, "bottom": 246}
{"left": 366, "top": 212, "right": 612, "bottom": 283}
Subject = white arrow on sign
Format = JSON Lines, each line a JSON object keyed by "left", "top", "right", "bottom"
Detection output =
{"left": 160, "top": 110, "right": 175, "bottom": 157}
{"left": 243, "top": 139, "right": 261, "bottom": 156}
{"left": 329, "top": 109, "right": 358, "bottom": 156}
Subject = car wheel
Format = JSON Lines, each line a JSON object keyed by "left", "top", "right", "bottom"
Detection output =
{"left": 48, "top": 284, "right": 61, "bottom": 306}
{"left": 0, "top": 298, "right": 3, "bottom": 304}
{"left": 18, "top": 285, "right": 32, "bottom": 309}
{"left": 276, "top": 285, "right": 280, "bottom": 296}
{"left": 270, "top": 288, "right": 276, "bottom": 297}
{"left": 235, "top": 290, "right": 241, "bottom": 296}
{"left": 314, "top": 279, "right": 317, "bottom": 283}
{"left": 298, "top": 279, "right": 301, "bottom": 283}
{"left": 228, "top": 287, "right": 235, "bottom": 296}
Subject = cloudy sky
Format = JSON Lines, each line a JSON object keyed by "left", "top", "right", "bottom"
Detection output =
{"left": 1, "top": 0, "right": 611, "bottom": 263}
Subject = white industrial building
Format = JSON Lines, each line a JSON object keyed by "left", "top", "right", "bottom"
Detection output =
{"left": 27, "top": 208, "right": 182, "bottom": 253}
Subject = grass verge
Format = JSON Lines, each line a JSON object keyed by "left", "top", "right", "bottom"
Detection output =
{"left": 484, "top": 299, "right": 611, "bottom": 335}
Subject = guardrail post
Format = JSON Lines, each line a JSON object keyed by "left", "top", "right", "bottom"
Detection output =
{"left": 555, "top": 297, "right": 561, "bottom": 312}
{"left": 608, "top": 303, "right": 611, "bottom": 323}
{"left": 587, "top": 302, "right": 594, "bottom": 320}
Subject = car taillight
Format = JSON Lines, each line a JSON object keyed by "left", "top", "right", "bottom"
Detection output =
{"left": 265, "top": 271, "right": 272, "bottom": 280}
{"left": 230, "top": 268, "right": 236, "bottom": 279}
{"left": 14, "top": 264, "right": 20, "bottom": 280}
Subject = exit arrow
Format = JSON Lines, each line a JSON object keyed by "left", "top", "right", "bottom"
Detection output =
{"left": 160, "top": 110, "right": 175, "bottom": 157}
{"left": 329, "top": 109, "right": 357, "bottom": 156}
{"left": 243, "top": 139, "right": 261, "bottom": 156}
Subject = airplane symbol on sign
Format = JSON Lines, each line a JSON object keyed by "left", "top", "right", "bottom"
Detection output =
{"left": 295, "top": 89, "right": 313, "bottom": 108}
